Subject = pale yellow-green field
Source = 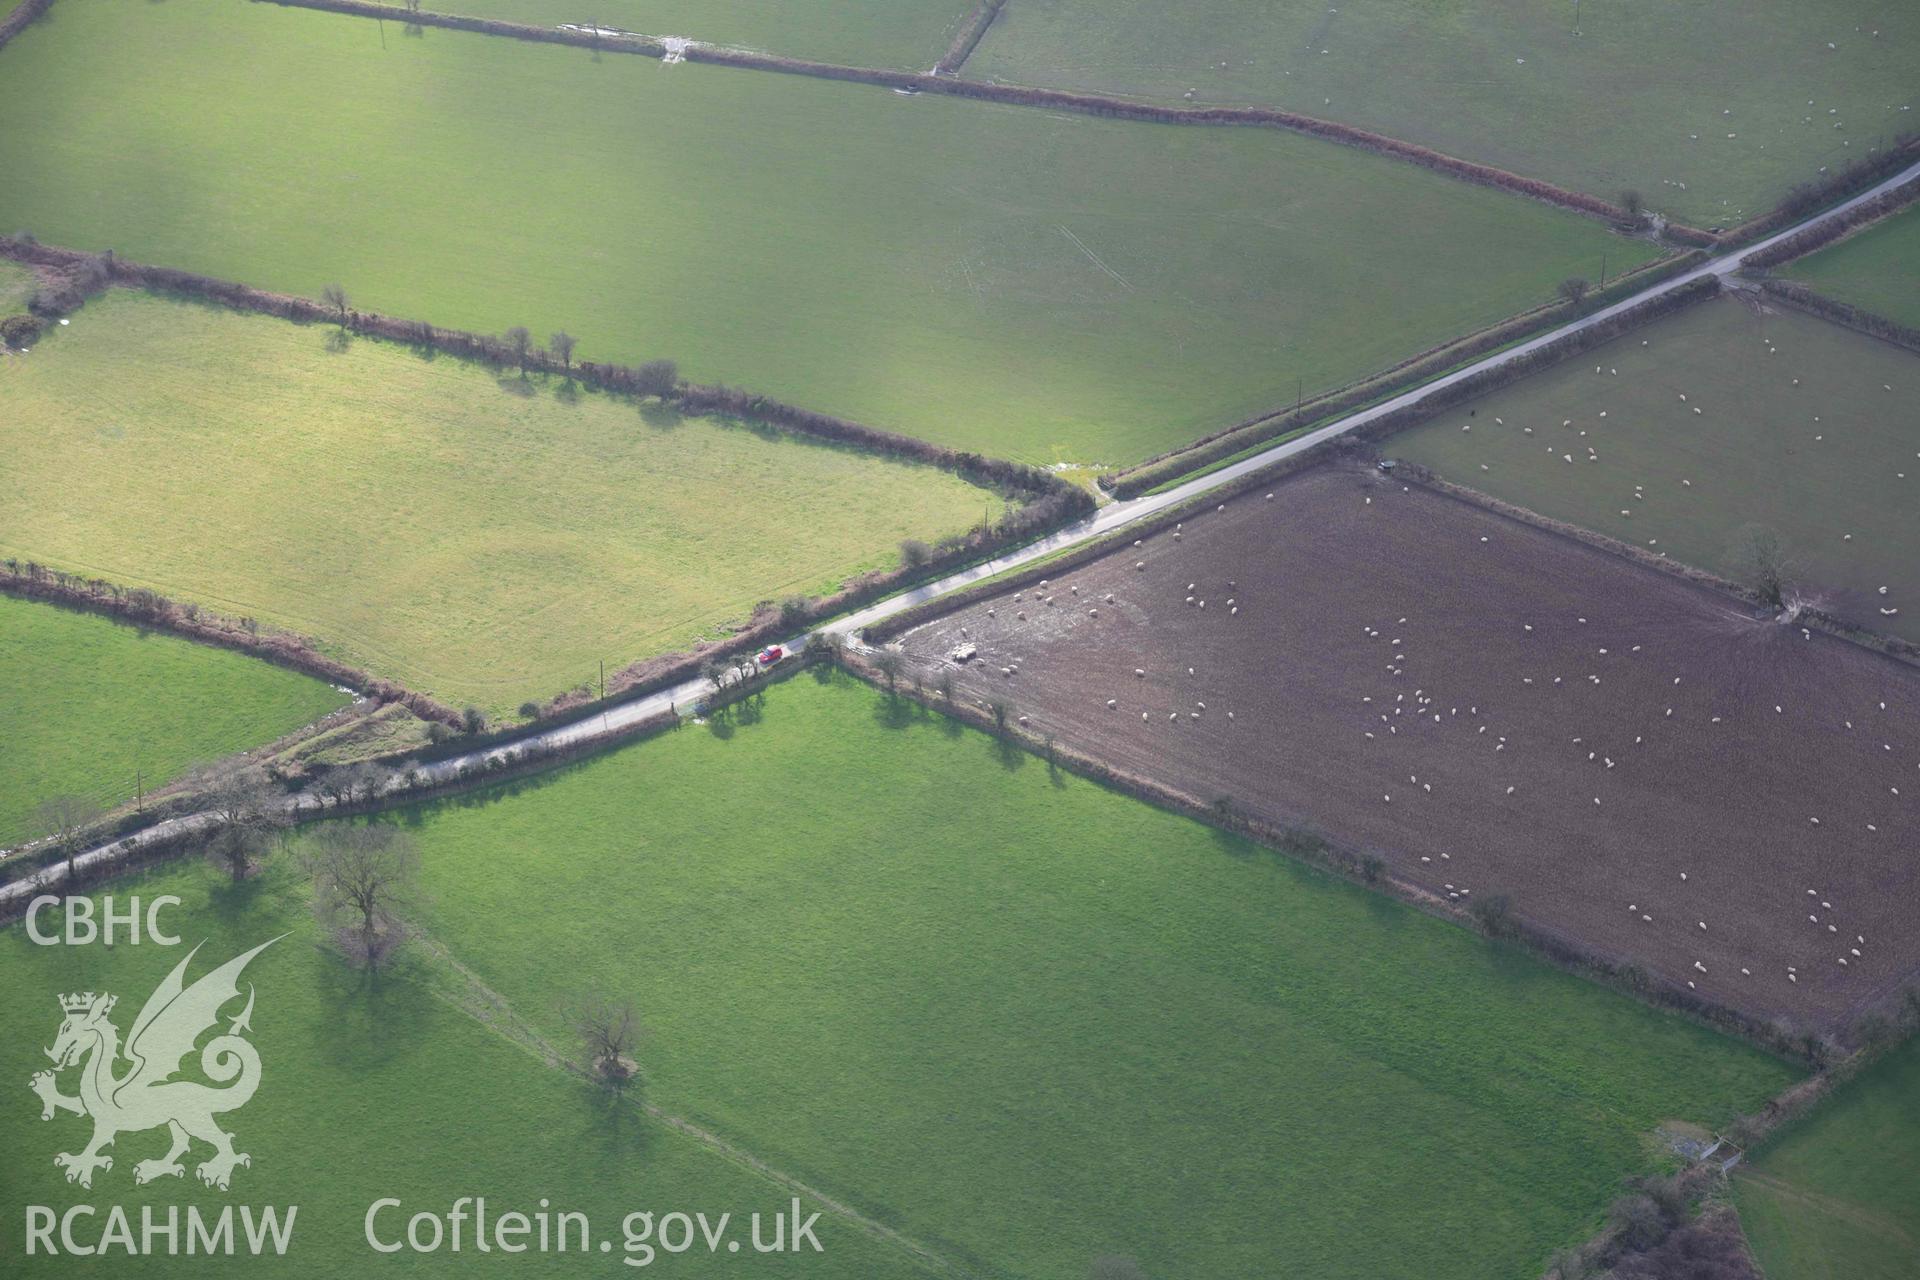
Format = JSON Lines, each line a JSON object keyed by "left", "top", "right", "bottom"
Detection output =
{"left": 0, "top": 291, "right": 993, "bottom": 714}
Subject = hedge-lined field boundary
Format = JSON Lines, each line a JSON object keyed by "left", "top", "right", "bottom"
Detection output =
{"left": 0, "top": 0, "right": 53, "bottom": 51}
{"left": 856, "top": 446, "right": 1918, "bottom": 1054}
{"left": 0, "top": 702, "right": 686, "bottom": 899}
{"left": 254, "top": 0, "right": 1920, "bottom": 259}
{"left": 0, "top": 562, "right": 463, "bottom": 724}
{"left": 1408, "top": 469, "right": 1920, "bottom": 674}
{"left": 834, "top": 647, "right": 1828, "bottom": 1063}
{"left": 0, "top": 657, "right": 816, "bottom": 904}
{"left": 932, "top": 0, "right": 1005, "bottom": 75}
{"left": 1756, "top": 279, "right": 1920, "bottom": 357}
{"left": 1717, "top": 141, "right": 1920, "bottom": 254}
{"left": 0, "top": 237, "right": 1066, "bottom": 506}
{"left": 21, "top": 0, "right": 1903, "bottom": 258}
{"left": 0, "top": 236, "right": 1095, "bottom": 725}
{"left": 1100, "top": 250, "right": 1706, "bottom": 498}
{"left": 1741, "top": 172, "right": 1920, "bottom": 271}
{"left": 876, "top": 278, "right": 1726, "bottom": 640}
{"left": 251, "top": 0, "right": 1658, "bottom": 233}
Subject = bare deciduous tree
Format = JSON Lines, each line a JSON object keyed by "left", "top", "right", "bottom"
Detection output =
{"left": 320, "top": 283, "right": 349, "bottom": 328}
{"left": 303, "top": 825, "right": 421, "bottom": 968}
{"left": 1731, "top": 524, "right": 1790, "bottom": 608}
{"left": 576, "top": 994, "right": 642, "bottom": 1088}
{"left": 316, "top": 761, "right": 389, "bottom": 811}
{"left": 1556, "top": 277, "right": 1592, "bottom": 309}
{"left": 504, "top": 326, "right": 533, "bottom": 378}
{"left": 200, "top": 767, "right": 288, "bottom": 881}
{"left": 873, "top": 650, "right": 903, "bottom": 695}
{"left": 35, "top": 794, "right": 104, "bottom": 886}
{"left": 550, "top": 330, "right": 576, "bottom": 376}
{"left": 341, "top": 761, "right": 395, "bottom": 808}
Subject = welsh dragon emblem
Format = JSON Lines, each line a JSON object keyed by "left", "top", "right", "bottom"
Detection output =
{"left": 29, "top": 937, "right": 281, "bottom": 1191}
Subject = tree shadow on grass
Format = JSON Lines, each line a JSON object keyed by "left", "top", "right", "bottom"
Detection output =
{"left": 570, "top": 1083, "right": 659, "bottom": 1163}
{"left": 497, "top": 376, "right": 535, "bottom": 398}
{"left": 198, "top": 856, "right": 307, "bottom": 928}
{"left": 640, "top": 400, "right": 684, "bottom": 430}
{"left": 871, "top": 694, "right": 916, "bottom": 732}
{"left": 323, "top": 328, "right": 353, "bottom": 354}
{"left": 382, "top": 753, "right": 608, "bottom": 826}
{"left": 1209, "top": 824, "right": 1257, "bottom": 861}
{"left": 732, "top": 695, "right": 766, "bottom": 729}
{"left": 740, "top": 417, "right": 784, "bottom": 446}
{"left": 554, "top": 378, "right": 581, "bottom": 405}
{"left": 205, "top": 864, "right": 278, "bottom": 919}
{"left": 305, "top": 944, "right": 443, "bottom": 1073}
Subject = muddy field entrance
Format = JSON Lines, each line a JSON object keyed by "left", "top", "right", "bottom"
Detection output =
{"left": 893, "top": 465, "right": 1920, "bottom": 1032}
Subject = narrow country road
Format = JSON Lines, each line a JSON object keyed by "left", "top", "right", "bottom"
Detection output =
{"left": 4, "top": 157, "right": 1916, "bottom": 912}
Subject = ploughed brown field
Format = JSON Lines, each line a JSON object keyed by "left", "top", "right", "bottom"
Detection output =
{"left": 892, "top": 465, "right": 1920, "bottom": 1031}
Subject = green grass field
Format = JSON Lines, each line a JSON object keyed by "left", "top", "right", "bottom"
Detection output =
{"left": 965, "top": 0, "right": 1920, "bottom": 228}
{"left": 429, "top": 0, "right": 973, "bottom": 70}
{"left": 0, "top": 596, "right": 347, "bottom": 848}
{"left": 1388, "top": 294, "right": 1920, "bottom": 643}
{"left": 372, "top": 672, "right": 1794, "bottom": 1280}
{"left": 0, "top": 861, "right": 933, "bottom": 1278}
{"left": 1786, "top": 203, "right": 1920, "bottom": 328}
{"left": 0, "top": 0, "right": 1654, "bottom": 465}
{"left": 1734, "top": 1040, "right": 1920, "bottom": 1280}
{"left": 0, "top": 290, "right": 991, "bottom": 715}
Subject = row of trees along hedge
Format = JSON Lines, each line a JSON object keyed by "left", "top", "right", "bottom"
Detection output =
{"left": 1723, "top": 137, "right": 1920, "bottom": 251}
{"left": 0, "top": 238, "right": 1095, "bottom": 727}
{"left": 1741, "top": 173, "right": 1920, "bottom": 269}
{"left": 0, "top": 237, "right": 1072, "bottom": 506}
